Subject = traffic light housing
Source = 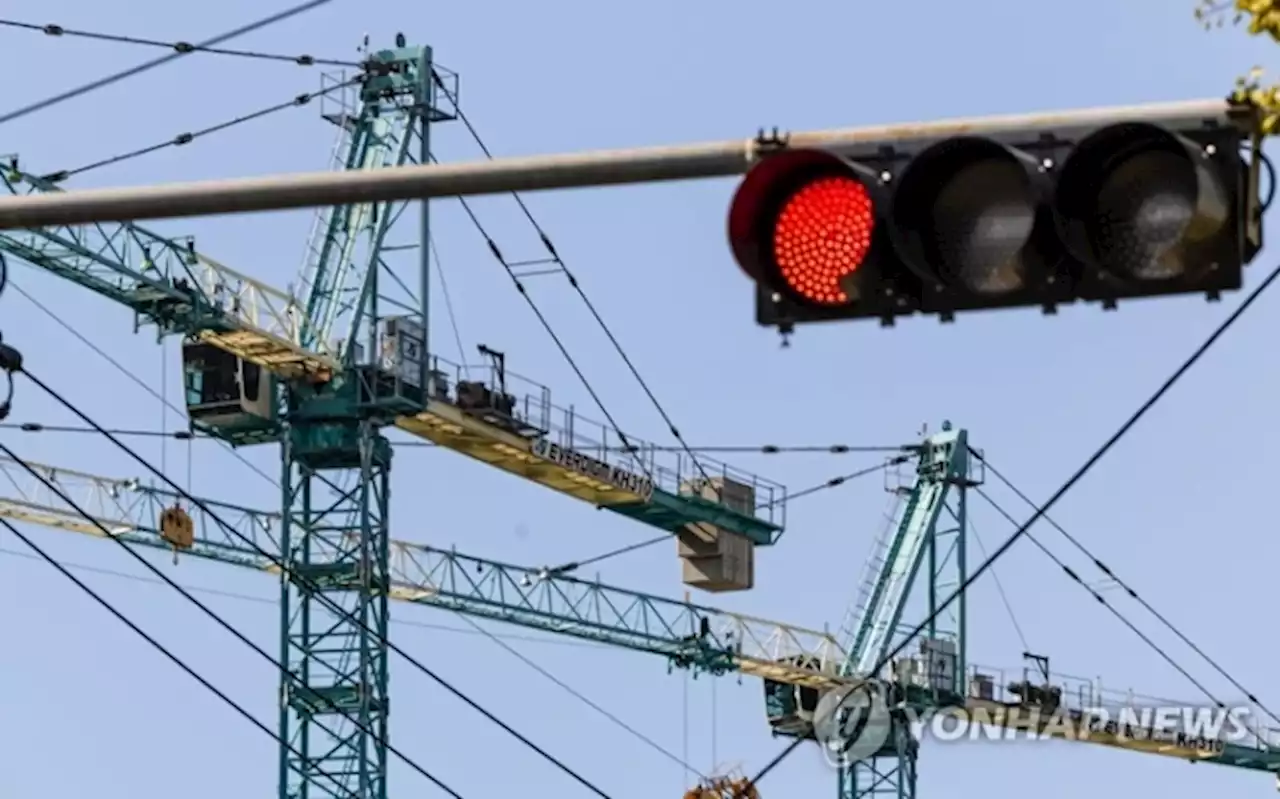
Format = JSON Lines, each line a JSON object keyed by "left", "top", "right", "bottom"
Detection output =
{"left": 728, "top": 105, "right": 1264, "bottom": 330}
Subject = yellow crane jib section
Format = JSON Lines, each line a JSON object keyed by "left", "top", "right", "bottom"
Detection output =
{"left": 395, "top": 399, "right": 651, "bottom": 507}
{"left": 387, "top": 347, "right": 787, "bottom": 558}
{"left": 945, "top": 662, "right": 1280, "bottom": 774}
{"left": 170, "top": 250, "right": 786, "bottom": 570}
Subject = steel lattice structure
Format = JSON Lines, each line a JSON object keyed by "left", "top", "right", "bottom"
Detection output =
{"left": 1, "top": 37, "right": 1279, "bottom": 799}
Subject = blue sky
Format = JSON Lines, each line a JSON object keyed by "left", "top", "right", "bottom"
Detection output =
{"left": 1, "top": 1, "right": 1278, "bottom": 798}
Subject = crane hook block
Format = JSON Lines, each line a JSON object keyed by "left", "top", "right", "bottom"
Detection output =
{"left": 159, "top": 505, "right": 195, "bottom": 551}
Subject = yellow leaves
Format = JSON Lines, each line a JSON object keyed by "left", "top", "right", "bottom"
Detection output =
{"left": 1195, "top": 2, "right": 1280, "bottom": 136}
{"left": 1230, "top": 69, "right": 1280, "bottom": 134}
{"left": 1195, "top": 0, "right": 1280, "bottom": 37}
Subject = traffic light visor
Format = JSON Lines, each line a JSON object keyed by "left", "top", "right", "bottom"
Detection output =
{"left": 729, "top": 149, "right": 879, "bottom": 307}
{"left": 1055, "top": 122, "right": 1231, "bottom": 282}
{"left": 890, "top": 137, "right": 1052, "bottom": 296}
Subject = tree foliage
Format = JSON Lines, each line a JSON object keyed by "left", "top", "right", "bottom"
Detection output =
{"left": 1197, "top": 1, "right": 1280, "bottom": 134}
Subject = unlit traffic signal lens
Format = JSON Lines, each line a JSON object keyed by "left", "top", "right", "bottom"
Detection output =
{"left": 771, "top": 175, "right": 875, "bottom": 305}
{"left": 1056, "top": 123, "right": 1231, "bottom": 285}
{"left": 892, "top": 137, "right": 1054, "bottom": 297}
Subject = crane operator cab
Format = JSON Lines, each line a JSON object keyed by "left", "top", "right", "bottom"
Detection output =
{"left": 182, "top": 341, "right": 277, "bottom": 444}
{"left": 763, "top": 655, "right": 823, "bottom": 737}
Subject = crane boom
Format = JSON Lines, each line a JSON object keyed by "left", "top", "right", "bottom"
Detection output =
{"left": 0, "top": 167, "right": 336, "bottom": 377}
{"left": 844, "top": 427, "right": 967, "bottom": 677}
{"left": 4, "top": 456, "right": 1280, "bottom": 781}
{"left": 0, "top": 457, "right": 843, "bottom": 687}
{"left": 0, "top": 163, "right": 787, "bottom": 552}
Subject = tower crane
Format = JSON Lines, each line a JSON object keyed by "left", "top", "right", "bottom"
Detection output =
{"left": 3, "top": 430, "right": 1280, "bottom": 799}
{"left": 2, "top": 33, "right": 1279, "bottom": 799}
{"left": 0, "top": 37, "right": 784, "bottom": 799}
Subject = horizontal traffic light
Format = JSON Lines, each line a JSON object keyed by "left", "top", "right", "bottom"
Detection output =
{"left": 728, "top": 110, "right": 1262, "bottom": 329}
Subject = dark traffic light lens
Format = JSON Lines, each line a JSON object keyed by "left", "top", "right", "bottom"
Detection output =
{"left": 891, "top": 138, "right": 1049, "bottom": 295}
{"left": 1056, "top": 123, "right": 1230, "bottom": 282}
{"left": 770, "top": 175, "right": 875, "bottom": 306}
{"left": 1091, "top": 150, "right": 1196, "bottom": 280}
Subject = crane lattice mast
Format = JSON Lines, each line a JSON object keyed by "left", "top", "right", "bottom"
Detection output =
{"left": 0, "top": 35, "right": 788, "bottom": 799}
{"left": 3, "top": 35, "right": 1280, "bottom": 799}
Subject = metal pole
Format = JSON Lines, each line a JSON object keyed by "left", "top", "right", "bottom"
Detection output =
{"left": 0, "top": 98, "right": 1237, "bottom": 229}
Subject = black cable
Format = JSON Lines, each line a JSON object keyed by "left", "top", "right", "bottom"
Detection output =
{"left": 0, "top": 0, "right": 335, "bottom": 126}
{"left": 541, "top": 534, "right": 670, "bottom": 577}
{"left": 0, "top": 421, "right": 197, "bottom": 439}
{"left": 759, "top": 459, "right": 905, "bottom": 509}
{"left": 0, "top": 513, "right": 365, "bottom": 799}
{"left": 430, "top": 73, "right": 727, "bottom": 501}
{"left": 20, "top": 367, "right": 616, "bottom": 799}
{"left": 440, "top": 180, "right": 652, "bottom": 484}
{"left": 976, "top": 456, "right": 1280, "bottom": 725}
{"left": 0, "top": 441, "right": 466, "bottom": 799}
{"left": 735, "top": 257, "right": 1280, "bottom": 795}
{"left": 972, "top": 486, "right": 1224, "bottom": 706}
{"left": 636, "top": 444, "right": 910, "bottom": 454}
{"left": 0, "top": 421, "right": 909, "bottom": 455}
{"left": 44, "top": 75, "right": 363, "bottom": 182}
{"left": 8, "top": 281, "right": 280, "bottom": 489}
{"left": 0, "top": 18, "right": 359, "bottom": 68}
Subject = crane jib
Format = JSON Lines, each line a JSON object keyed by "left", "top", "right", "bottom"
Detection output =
{"left": 531, "top": 437, "right": 654, "bottom": 503}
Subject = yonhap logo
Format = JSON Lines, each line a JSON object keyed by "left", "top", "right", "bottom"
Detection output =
{"left": 813, "top": 682, "right": 893, "bottom": 767}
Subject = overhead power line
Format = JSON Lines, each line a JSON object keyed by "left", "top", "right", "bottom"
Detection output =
{"left": 0, "top": 18, "right": 359, "bottom": 67}
{"left": 0, "top": 421, "right": 197, "bottom": 439}
{"left": 0, "top": 545, "right": 605, "bottom": 649}
{"left": 437, "top": 172, "right": 656, "bottom": 485}
{"left": 18, "top": 367, "right": 616, "bottom": 799}
{"left": 0, "top": 420, "right": 909, "bottom": 455}
{"left": 431, "top": 73, "right": 726, "bottom": 502}
{"left": 976, "top": 457, "right": 1280, "bottom": 723}
{"left": 736, "top": 256, "right": 1280, "bottom": 797}
{"left": 41, "top": 76, "right": 363, "bottom": 182}
{"left": 0, "top": 0, "right": 336, "bottom": 126}
{"left": 9, "top": 281, "right": 280, "bottom": 488}
{"left": 973, "top": 487, "right": 1223, "bottom": 705}
{"left": 0, "top": 542, "right": 691, "bottom": 770}
{"left": 0, "top": 442, "right": 466, "bottom": 799}
{"left": 0, "top": 513, "right": 369, "bottom": 799}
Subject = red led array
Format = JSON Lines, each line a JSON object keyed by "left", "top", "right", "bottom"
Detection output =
{"left": 770, "top": 176, "right": 875, "bottom": 306}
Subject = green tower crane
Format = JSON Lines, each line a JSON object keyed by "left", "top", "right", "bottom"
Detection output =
{"left": 0, "top": 36, "right": 786, "bottom": 799}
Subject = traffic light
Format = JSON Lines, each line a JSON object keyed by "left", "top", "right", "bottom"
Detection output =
{"left": 728, "top": 104, "right": 1264, "bottom": 330}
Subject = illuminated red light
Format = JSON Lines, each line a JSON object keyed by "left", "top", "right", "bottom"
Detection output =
{"left": 770, "top": 176, "right": 875, "bottom": 306}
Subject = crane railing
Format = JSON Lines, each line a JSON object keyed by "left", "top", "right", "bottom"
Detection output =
{"left": 0, "top": 457, "right": 843, "bottom": 688}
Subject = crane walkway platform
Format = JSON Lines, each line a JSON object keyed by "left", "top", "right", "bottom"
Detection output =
{"left": 941, "top": 662, "right": 1280, "bottom": 774}
{"left": 394, "top": 352, "right": 786, "bottom": 546}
